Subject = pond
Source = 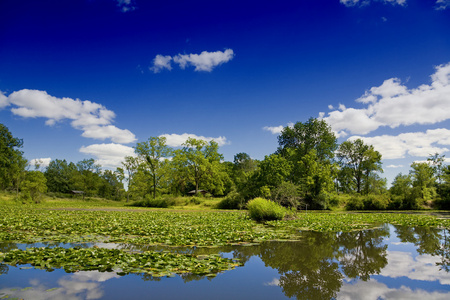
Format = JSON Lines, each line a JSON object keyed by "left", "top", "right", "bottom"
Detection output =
{"left": 1, "top": 224, "right": 449, "bottom": 299}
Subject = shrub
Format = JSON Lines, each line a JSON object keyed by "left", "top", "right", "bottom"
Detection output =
{"left": 345, "top": 196, "right": 364, "bottom": 211}
{"left": 216, "top": 191, "right": 245, "bottom": 209}
{"left": 247, "top": 197, "right": 287, "bottom": 221}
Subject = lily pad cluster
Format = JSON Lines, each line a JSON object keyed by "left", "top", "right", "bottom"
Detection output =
{"left": 0, "top": 247, "right": 241, "bottom": 277}
{"left": 0, "top": 206, "right": 295, "bottom": 246}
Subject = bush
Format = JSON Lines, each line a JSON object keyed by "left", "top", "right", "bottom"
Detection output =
{"left": 247, "top": 197, "right": 287, "bottom": 221}
{"left": 346, "top": 194, "right": 390, "bottom": 210}
{"left": 345, "top": 196, "right": 364, "bottom": 211}
{"left": 216, "top": 191, "right": 245, "bottom": 209}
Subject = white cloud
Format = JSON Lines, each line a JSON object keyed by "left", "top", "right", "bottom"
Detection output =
{"left": 386, "top": 164, "right": 403, "bottom": 168}
{"left": 151, "top": 49, "right": 234, "bottom": 73}
{"left": 381, "top": 251, "right": 450, "bottom": 284}
{"left": 263, "top": 125, "right": 284, "bottom": 134}
{"left": 29, "top": 158, "right": 52, "bottom": 169}
{"left": 81, "top": 125, "right": 136, "bottom": 144}
{"left": 340, "top": 0, "right": 407, "bottom": 7}
{"left": 349, "top": 128, "right": 450, "bottom": 159}
{"left": 2, "top": 89, "right": 136, "bottom": 144}
{"left": 337, "top": 279, "right": 450, "bottom": 300}
{"left": 435, "top": 0, "right": 450, "bottom": 10}
{"left": 79, "top": 143, "right": 135, "bottom": 169}
{"left": 0, "top": 91, "right": 8, "bottom": 108}
{"left": 173, "top": 49, "right": 234, "bottom": 72}
{"left": 264, "top": 278, "right": 280, "bottom": 286}
{"left": 159, "top": 133, "right": 229, "bottom": 147}
{"left": 323, "top": 62, "right": 450, "bottom": 136}
{"left": 116, "top": 0, "right": 136, "bottom": 12}
{"left": 263, "top": 122, "right": 294, "bottom": 135}
{"left": 150, "top": 55, "right": 172, "bottom": 73}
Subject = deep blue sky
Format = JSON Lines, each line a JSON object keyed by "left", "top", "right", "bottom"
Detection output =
{"left": 1, "top": 0, "right": 450, "bottom": 184}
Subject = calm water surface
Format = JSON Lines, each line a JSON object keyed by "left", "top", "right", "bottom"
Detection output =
{"left": 1, "top": 224, "right": 449, "bottom": 299}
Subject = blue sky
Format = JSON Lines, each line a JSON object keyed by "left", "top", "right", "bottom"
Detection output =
{"left": 1, "top": 0, "right": 450, "bottom": 184}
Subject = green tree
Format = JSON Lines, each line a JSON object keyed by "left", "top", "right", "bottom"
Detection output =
{"left": 410, "top": 161, "right": 436, "bottom": 205}
{"left": 0, "top": 123, "right": 25, "bottom": 191}
{"left": 73, "top": 158, "right": 101, "bottom": 198}
{"left": 44, "top": 159, "right": 78, "bottom": 193}
{"left": 171, "top": 138, "right": 225, "bottom": 195}
{"left": 277, "top": 118, "right": 338, "bottom": 162}
{"left": 135, "top": 137, "right": 172, "bottom": 199}
{"left": 337, "top": 139, "right": 383, "bottom": 194}
{"left": 20, "top": 171, "right": 47, "bottom": 203}
{"left": 121, "top": 156, "right": 138, "bottom": 202}
{"left": 390, "top": 173, "right": 412, "bottom": 208}
{"left": 276, "top": 118, "right": 338, "bottom": 208}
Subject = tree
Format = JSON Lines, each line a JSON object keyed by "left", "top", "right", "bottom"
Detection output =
{"left": 121, "top": 156, "right": 138, "bottom": 202}
{"left": 20, "top": 171, "right": 47, "bottom": 203}
{"left": 45, "top": 159, "right": 78, "bottom": 193}
{"left": 277, "top": 118, "right": 338, "bottom": 162}
{"left": 276, "top": 118, "right": 338, "bottom": 207}
{"left": 73, "top": 158, "right": 101, "bottom": 198}
{"left": 135, "top": 137, "right": 172, "bottom": 199}
{"left": 0, "top": 123, "right": 25, "bottom": 190}
{"left": 337, "top": 139, "right": 383, "bottom": 194}
{"left": 171, "top": 138, "right": 225, "bottom": 195}
{"left": 410, "top": 162, "right": 436, "bottom": 204}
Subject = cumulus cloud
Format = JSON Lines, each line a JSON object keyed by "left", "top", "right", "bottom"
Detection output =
{"left": 0, "top": 91, "right": 8, "bottom": 108}
{"left": 1, "top": 89, "right": 136, "bottom": 144}
{"left": 263, "top": 125, "right": 284, "bottom": 135}
{"left": 338, "top": 278, "right": 450, "bottom": 300}
{"left": 435, "top": 0, "right": 450, "bottom": 10}
{"left": 81, "top": 125, "right": 136, "bottom": 144}
{"left": 322, "top": 63, "right": 450, "bottom": 137}
{"left": 263, "top": 122, "right": 294, "bottom": 135}
{"left": 29, "top": 158, "right": 52, "bottom": 169}
{"left": 159, "top": 133, "right": 229, "bottom": 147}
{"left": 349, "top": 128, "right": 450, "bottom": 159}
{"left": 386, "top": 164, "right": 403, "bottom": 168}
{"left": 340, "top": 0, "right": 407, "bottom": 7}
{"left": 150, "top": 55, "right": 173, "bottom": 73}
{"left": 116, "top": 0, "right": 136, "bottom": 12}
{"left": 79, "top": 143, "right": 135, "bottom": 169}
{"left": 150, "top": 49, "right": 234, "bottom": 73}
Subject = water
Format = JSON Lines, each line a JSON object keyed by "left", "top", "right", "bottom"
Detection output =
{"left": 1, "top": 224, "right": 449, "bottom": 299}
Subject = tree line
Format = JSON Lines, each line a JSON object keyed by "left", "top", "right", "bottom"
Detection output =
{"left": 1, "top": 119, "right": 449, "bottom": 209}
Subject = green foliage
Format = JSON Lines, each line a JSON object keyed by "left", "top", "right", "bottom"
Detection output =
{"left": 216, "top": 190, "right": 245, "bottom": 209}
{"left": 20, "top": 171, "right": 47, "bottom": 203}
{"left": 171, "top": 138, "right": 228, "bottom": 196}
{"left": 247, "top": 198, "right": 288, "bottom": 221}
{"left": 0, "top": 247, "right": 241, "bottom": 277}
{"left": 134, "top": 136, "right": 172, "bottom": 200}
{"left": 345, "top": 194, "right": 390, "bottom": 210}
{"left": 337, "top": 138, "right": 383, "bottom": 194}
{"left": 0, "top": 123, "right": 25, "bottom": 191}
{"left": 272, "top": 181, "right": 301, "bottom": 208}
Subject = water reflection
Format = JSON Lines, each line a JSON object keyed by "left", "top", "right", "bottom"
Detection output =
{"left": 1, "top": 225, "right": 449, "bottom": 299}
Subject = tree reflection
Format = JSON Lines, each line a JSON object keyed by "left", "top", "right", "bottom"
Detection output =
{"left": 394, "top": 225, "right": 450, "bottom": 272}
{"left": 337, "top": 226, "right": 389, "bottom": 281}
{"left": 231, "top": 228, "right": 390, "bottom": 300}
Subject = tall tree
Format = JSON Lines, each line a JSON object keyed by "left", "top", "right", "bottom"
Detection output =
{"left": 337, "top": 139, "right": 383, "bottom": 194}
{"left": 45, "top": 159, "right": 77, "bottom": 193}
{"left": 277, "top": 118, "right": 338, "bottom": 162}
{"left": 171, "top": 138, "right": 224, "bottom": 195}
{"left": 134, "top": 137, "right": 172, "bottom": 199}
{"left": 121, "top": 156, "right": 138, "bottom": 202}
{"left": 276, "top": 118, "right": 338, "bottom": 207}
{"left": 410, "top": 162, "right": 436, "bottom": 203}
{"left": 0, "top": 123, "right": 25, "bottom": 190}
